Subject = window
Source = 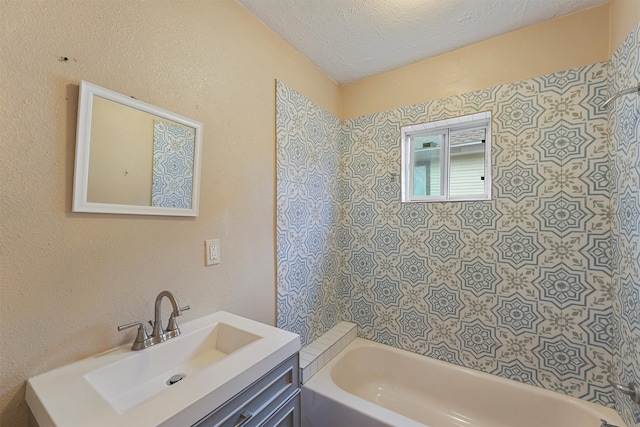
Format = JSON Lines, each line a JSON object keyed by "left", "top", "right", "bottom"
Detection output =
{"left": 401, "top": 111, "right": 492, "bottom": 202}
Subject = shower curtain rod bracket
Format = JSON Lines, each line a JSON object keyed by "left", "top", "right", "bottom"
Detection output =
{"left": 602, "top": 83, "right": 640, "bottom": 108}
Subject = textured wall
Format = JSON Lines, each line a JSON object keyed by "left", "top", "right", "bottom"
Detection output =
{"left": 609, "top": 22, "right": 640, "bottom": 427}
{"left": 610, "top": 0, "right": 640, "bottom": 57}
{"left": 0, "top": 1, "right": 340, "bottom": 426}
{"left": 342, "top": 4, "right": 610, "bottom": 120}
{"left": 275, "top": 81, "right": 342, "bottom": 345}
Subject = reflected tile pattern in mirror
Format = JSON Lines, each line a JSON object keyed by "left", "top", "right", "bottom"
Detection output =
{"left": 152, "top": 119, "right": 196, "bottom": 209}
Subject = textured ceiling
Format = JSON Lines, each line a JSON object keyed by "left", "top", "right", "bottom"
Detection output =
{"left": 238, "top": 0, "right": 609, "bottom": 85}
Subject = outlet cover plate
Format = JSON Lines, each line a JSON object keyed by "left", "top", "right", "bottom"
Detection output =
{"left": 205, "top": 239, "right": 220, "bottom": 266}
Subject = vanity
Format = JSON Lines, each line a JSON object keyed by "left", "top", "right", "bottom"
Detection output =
{"left": 26, "top": 82, "right": 303, "bottom": 425}
{"left": 25, "top": 311, "right": 301, "bottom": 426}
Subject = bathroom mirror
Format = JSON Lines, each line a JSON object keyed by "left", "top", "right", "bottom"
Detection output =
{"left": 73, "top": 81, "right": 203, "bottom": 216}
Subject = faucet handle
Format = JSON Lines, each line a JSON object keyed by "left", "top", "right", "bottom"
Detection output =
{"left": 166, "top": 306, "right": 190, "bottom": 336}
{"left": 171, "top": 305, "right": 190, "bottom": 317}
{"left": 117, "top": 322, "right": 151, "bottom": 351}
{"left": 118, "top": 321, "right": 147, "bottom": 333}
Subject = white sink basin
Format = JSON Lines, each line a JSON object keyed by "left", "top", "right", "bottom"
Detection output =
{"left": 85, "top": 322, "right": 261, "bottom": 413}
{"left": 26, "top": 311, "right": 300, "bottom": 427}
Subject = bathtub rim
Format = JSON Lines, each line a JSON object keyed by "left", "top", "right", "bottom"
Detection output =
{"left": 302, "top": 337, "right": 625, "bottom": 427}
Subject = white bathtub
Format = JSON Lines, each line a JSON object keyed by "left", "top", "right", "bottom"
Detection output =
{"left": 301, "top": 338, "right": 625, "bottom": 427}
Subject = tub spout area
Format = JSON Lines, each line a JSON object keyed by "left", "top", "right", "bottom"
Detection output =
{"left": 607, "top": 378, "right": 640, "bottom": 404}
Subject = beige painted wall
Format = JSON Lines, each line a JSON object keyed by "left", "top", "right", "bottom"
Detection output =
{"left": 610, "top": 0, "right": 640, "bottom": 53}
{"left": 342, "top": 4, "right": 611, "bottom": 119}
{"left": 0, "top": 1, "right": 339, "bottom": 425}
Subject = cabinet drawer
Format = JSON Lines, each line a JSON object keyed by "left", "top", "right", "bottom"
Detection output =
{"left": 261, "top": 392, "right": 300, "bottom": 427}
{"left": 193, "top": 354, "right": 299, "bottom": 427}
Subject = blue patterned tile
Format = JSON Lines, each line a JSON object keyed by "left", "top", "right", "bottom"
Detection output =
{"left": 372, "top": 175, "right": 400, "bottom": 203}
{"left": 398, "top": 203, "right": 429, "bottom": 229}
{"left": 425, "top": 284, "right": 464, "bottom": 320}
{"left": 495, "top": 161, "right": 543, "bottom": 201}
{"left": 428, "top": 259, "right": 462, "bottom": 286}
{"left": 496, "top": 199, "right": 535, "bottom": 230}
{"left": 495, "top": 91, "right": 545, "bottom": 135}
{"left": 581, "top": 232, "right": 613, "bottom": 273}
{"left": 399, "top": 103, "right": 429, "bottom": 125}
{"left": 275, "top": 25, "right": 640, "bottom": 415}
{"left": 496, "top": 227, "right": 543, "bottom": 268}
{"left": 460, "top": 230, "right": 498, "bottom": 262}
{"left": 397, "top": 308, "right": 430, "bottom": 341}
{"left": 349, "top": 199, "right": 377, "bottom": 228}
{"left": 349, "top": 297, "right": 377, "bottom": 327}
{"left": 428, "top": 203, "right": 462, "bottom": 229}
{"left": 535, "top": 335, "right": 593, "bottom": 381}
{"left": 426, "top": 226, "right": 464, "bottom": 261}
{"left": 580, "top": 306, "right": 614, "bottom": 350}
{"left": 372, "top": 224, "right": 403, "bottom": 254}
{"left": 348, "top": 151, "right": 376, "bottom": 177}
{"left": 536, "top": 122, "right": 593, "bottom": 164}
{"left": 460, "top": 292, "right": 496, "bottom": 324}
{"left": 371, "top": 276, "right": 403, "bottom": 308}
{"left": 493, "top": 132, "right": 520, "bottom": 164}
{"left": 427, "top": 97, "right": 463, "bottom": 121}
{"left": 458, "top": 319, "right": 500, "bottom": 357}
{"left": 538, "top": 265, "right": 594, "bottom": 308}
{"left": 349, "top": 248, "right": 377, "bottom": 278}
{"left": 496, "top": 294, "right": 542, "bottom": 334}
{"left": 617, "top": 188, "right": 640, "bottom": 238}
{"left": 461, "top": 86, "right": 502, "bottom": 111}
{"left": 426, "top": 342, "right": 463, "bottom": 364}
{"left": 371, "top": 120, "right": 400, "bottom": 153}
{"left": 582, "top": 157, "right": 612, "bottom": 196}
{"left": 459, "top": 258, "right": 498, "bottom": 296}
{"left": 373, "top": 327, "right": 401, "bottom": 347}
{"left": 535, "top": 194, "right": 592, "bottom": 233}
{"left": 619, "top": 274, "right": 640, "bottom": 334}
{"left": 494, "top": 359, "right": 541, "bottom": 386}
{"left": 398, "top": 253, "right": 430, "bottom": 283}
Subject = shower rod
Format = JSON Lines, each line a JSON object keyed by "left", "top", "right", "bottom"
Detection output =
{"left": 602, "top": 83, "right": 640, "bottom": 108}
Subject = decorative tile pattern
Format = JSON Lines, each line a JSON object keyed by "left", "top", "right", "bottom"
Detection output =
{"left": 333, "top": 60, "right": 618, "bottom": 408}
{"left": 609, "top": 22, "right": 640, "bottom": 427}
{"left": 152, "top": 120, "right": 195, "bottom": 208}
{"left": 276, "top": 81, "right": 342, "bottom": 346}
{"left": 277, "top": 25, "right": 640, "bottom": 418}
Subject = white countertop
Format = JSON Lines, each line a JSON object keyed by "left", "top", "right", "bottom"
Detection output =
{"left": 25, "top": 311, "right": 300, "bottom": 427}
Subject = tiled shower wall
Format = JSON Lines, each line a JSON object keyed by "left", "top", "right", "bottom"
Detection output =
{"left": 276, "top": 81, "right": 342, "bottom": 346}
{"left": 277, "top": 24, "right": 640, "bottom": 417}
{"left": 610, "top": 24, "right": 640, "bottom": 427}
{"left": 336, "top": 62, "right": 614, "bottom": 406}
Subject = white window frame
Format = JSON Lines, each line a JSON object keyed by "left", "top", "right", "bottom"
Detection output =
{"left": 401, "top": 111, "right": 492, "bottom": 203}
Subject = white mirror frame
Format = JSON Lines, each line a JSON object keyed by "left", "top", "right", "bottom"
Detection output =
{"left": 73, "top": 81, "right": 203, "bottom": 216}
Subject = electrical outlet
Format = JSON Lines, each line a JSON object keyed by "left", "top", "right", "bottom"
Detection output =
{"left": 205, "top": 239, "right": 220, "bottom": 266}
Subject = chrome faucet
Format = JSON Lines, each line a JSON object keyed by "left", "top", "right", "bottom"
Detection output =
{"left": 607, "top": 378, "right": 640, "bottom": 424}
{"left": 151, "top": 290, "right": 187, "bottom": 343}
{"left": 608, "top": 378, "right": 640, "bottom": 404}
{"left": 117, "top": 290, "right": 190, "bottom": 351}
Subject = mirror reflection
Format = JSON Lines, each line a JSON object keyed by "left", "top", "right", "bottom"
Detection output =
{"left": 73, "top": 81, "right": 202, "bottom": 216}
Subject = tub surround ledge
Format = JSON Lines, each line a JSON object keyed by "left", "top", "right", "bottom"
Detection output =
{"left": 299, "top": 322, "right": 357, "bottom": 384}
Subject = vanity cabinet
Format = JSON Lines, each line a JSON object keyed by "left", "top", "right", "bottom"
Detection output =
{"left": 193, "top": 354, "right": 300, "bottom": 427}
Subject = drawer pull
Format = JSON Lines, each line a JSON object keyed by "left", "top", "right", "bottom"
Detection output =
{"left": 234, "top": 410, "right": 253, "bottom": 427}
